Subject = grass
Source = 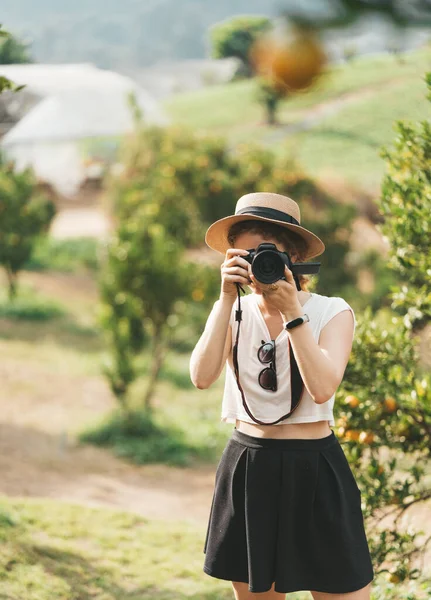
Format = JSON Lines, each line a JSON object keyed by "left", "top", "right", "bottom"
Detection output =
{"left": 0, "top": 496, "right": 428, "bottom": 599}
{"left": 26, "top": 237, "right": 100, "bottom": 273}
{"left": 0, "top": 287, "right": 102, "bottom": 362}
{"left": 287, "top": 76, "right": 431, "bottom": 190}
{"left": 79, "top": 407, "right": 201, "bottom": 466}
{"left": 0, "top": 285, "right": 66, "bottom": 321}
{"left": 164, "top": 47, "right": 431, "bottom": 188}
{"left": 0, "top": 496, "right": 247, "bottom": 599}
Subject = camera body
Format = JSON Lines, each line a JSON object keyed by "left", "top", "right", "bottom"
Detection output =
{"left": 244, "top": 243, "right": 321, "bottom": 291}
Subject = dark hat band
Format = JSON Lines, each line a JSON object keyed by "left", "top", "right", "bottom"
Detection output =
{"left": 236, "top": 206, "right": 300, "bottom": 226}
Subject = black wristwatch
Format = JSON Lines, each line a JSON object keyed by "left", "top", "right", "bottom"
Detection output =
{"left": 283, "top": 313, "right": 310, "bottom": 330}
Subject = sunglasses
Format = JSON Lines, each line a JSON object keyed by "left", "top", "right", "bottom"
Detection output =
{"left": 257, "top": 339, "right": 277, "bottom": 392}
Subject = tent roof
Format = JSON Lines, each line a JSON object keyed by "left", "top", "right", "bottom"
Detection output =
{"left": 0, "top": 63, "right": 167, "bottom": 144}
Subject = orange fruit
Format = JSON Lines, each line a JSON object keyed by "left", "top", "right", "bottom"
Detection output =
{"left": 250, "top": 29, "right": 326, "bottom": 93}
{"left": 209, "top": 181, "right": 222, "bottom": 193}
{"left": 344, "top": 429, "right": 360, "bottom": 441}
{"left": 389, "top": 573, "right": 401, "bottom": 583}
{"left": 344, "top": 395, "right": 360, "bottom": 408}
{"left": 192, "top": 289, "right": 204, "bottom": 302}
{"left": 384, "top": 397, "right": 397, "bottom": 412}
{"left": 359, "top": 431, "right": 375, "bottom": 444}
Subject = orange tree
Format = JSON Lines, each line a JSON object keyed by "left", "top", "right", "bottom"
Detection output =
{"left": 100, "top": 124, "right": 221, "bottom": 412}
{"left": 99, "top": 217, "right": 219, "bottom": 413}
{"left": 101, "top": 121, "right": 359, "bottom": 412}
{"left": 0, "top": 157, "right": 55, "bottom": 299}
{"left": 335, "top": 75, "right": 431, "bottom": 595}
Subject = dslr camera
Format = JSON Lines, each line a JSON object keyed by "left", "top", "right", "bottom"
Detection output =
{"left": 244, "top": 243, "right": 321, "bottom": 291}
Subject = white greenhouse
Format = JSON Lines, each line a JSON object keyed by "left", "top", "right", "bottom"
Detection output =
{"left": 0, "top": 63, "right": 168, "bottom": 197}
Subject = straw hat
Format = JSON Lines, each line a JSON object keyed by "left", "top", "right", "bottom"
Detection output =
{"left": 205, "top": 192, "right": 325, "bottom": 260}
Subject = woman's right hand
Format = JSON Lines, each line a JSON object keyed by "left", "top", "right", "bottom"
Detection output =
{"left": 220, "top": 248, "right": 252, "bottom": 299}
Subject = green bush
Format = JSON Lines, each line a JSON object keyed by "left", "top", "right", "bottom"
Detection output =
{"left": 79, "top": 409, "right": 199, "bottom": 466}
{"left": 0, "top": 290, "right": 66, "bottom": 321}
{"left": 26, "top": 237, "right": 100, "bottom": 273}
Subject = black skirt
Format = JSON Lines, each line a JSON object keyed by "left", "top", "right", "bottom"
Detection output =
{"left": 203, "top": 428, "right": 375, "bottom": 594}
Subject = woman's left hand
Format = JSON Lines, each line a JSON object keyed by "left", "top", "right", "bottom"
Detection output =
{"left": 249, "top": 265, "right": 303, "bottom": 321}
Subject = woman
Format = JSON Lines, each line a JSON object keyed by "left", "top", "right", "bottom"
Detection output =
{"left": 190, "top": 192, "right": 375, "bottom": 600}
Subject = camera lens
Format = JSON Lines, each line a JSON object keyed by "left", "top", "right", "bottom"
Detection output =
{"left": 252, "top": 251, "right": 285, "bottom": 284}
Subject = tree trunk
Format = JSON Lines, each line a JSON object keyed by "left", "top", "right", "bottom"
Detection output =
{"left": 265, "top": 98, "right": 278, "bottom": 125}
{"left": 143, "top": 325, "right": 165, "bottom": 412}
{"left": 6, "top": 266, "right": 17, "bottom": 301}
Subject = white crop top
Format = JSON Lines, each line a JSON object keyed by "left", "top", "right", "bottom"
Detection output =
{"left": 221, "top": 291, "right": 357, "bottom": 427}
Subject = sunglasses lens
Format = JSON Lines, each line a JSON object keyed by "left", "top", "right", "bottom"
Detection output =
{"left": 258, "top": 342, "right": 274, "bottom": 363}
{"left": 259, "top": 367, "right": 277, "bottom": 390}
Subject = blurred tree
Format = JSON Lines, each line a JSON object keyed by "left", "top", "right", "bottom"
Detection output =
{"left": 0, "top": 28, "right": 32, "bottom": 64}
{"left": 99, "top": 218, "right": 219, "bottom": 412}
{"left": 255, "top": 79, "right": 286, "bottom": 125}
{"left": 249, "top": 26, "right": 327, "bottom": 126}
{"left": 102, "top": 110, "right": 221, "bottom": 410}
{"left": 210, "top": 15, "right": 272, "bottom": 78}
{"left": 334, "top": 73, "right": 431, "bottom": 592}
{"left": 343, "top": 43, "right": 357, "bottom": 63}
{"left": 0, "top": 158, "right": 56, "bottom": 299}
{"left": 378, "top": 72, "right": 431, "bottom": 334}
{"left": 0, "top": 25, "right": 26, "bottom": 94}
{"left": 282, "top": 0, "right": 431, "bottom": 28}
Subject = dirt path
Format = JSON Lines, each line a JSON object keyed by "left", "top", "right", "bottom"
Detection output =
{"left": 0, "top": 420, "right": 216, "bottom": 526}
{"left": 0, "top": 268, "right": 216, "bottom": 526}
{"left": 0, "top": 332, "right": 216, "bottom": 527}
{"left": 50, "top": 205, "right": 112, "bottom": 239}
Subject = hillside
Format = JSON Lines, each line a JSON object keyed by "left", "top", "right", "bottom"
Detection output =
{"left": 165, "top": 48, "right": 431, "bottom": 190}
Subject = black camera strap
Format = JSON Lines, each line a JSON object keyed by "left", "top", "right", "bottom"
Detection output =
{"left": 232, "top": 283, "right": 305, "bottom": 425}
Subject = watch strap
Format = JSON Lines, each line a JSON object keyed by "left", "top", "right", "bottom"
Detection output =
{"left": 284, "top": 313, "right": 310, "bottom": 330}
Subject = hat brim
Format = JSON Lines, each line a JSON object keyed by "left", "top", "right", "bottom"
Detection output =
{"left": 205, "top": 214, "right": 325, "bottom": 260}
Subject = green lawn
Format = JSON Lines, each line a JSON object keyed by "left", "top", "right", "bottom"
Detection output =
{"left": 0, "top": 496, "right": 429, "bottom": 599}
{"left": 165, "top": 48, "right": 431, "bottom": 189}
{"left": 0, "top": 496, "right": 313, "bottom": 600}
{"left": 286, "top": 76, "right": 431, "bottom": 190}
